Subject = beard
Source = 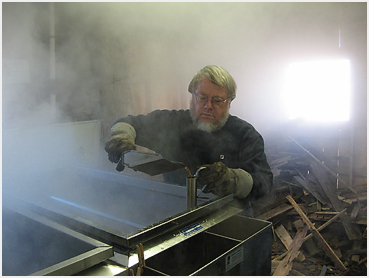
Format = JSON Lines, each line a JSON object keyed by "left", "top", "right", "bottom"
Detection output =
{"left": 190, "top": 101, "right": 229, "bottom": 133}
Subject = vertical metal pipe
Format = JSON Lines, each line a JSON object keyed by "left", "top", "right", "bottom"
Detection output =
{"left": 186, "top": 176, "right": 197, "bottom": 210}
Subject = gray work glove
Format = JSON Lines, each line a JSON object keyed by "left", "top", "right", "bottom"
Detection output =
{"left": 104, "top": 122, "right": 137, "bottom": 163}
{"left": 197, "top": 162, "right": 253, "bottom": 198}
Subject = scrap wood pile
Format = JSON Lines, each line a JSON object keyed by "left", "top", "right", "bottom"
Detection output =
{"left": 253, "top": 135, "right": 367, "bottom": 276}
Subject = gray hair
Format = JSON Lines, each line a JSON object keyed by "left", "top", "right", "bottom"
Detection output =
{"left": 188, "top": 65, "right": 237, "bottom": 100}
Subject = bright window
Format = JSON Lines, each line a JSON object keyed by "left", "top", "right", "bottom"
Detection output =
{"left": 283, "top": 59, "right": 351, "bottom": 122}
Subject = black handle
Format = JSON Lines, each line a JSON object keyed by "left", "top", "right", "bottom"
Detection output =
{"left": 116, "top": 155, "right": 125, "bottom": 172}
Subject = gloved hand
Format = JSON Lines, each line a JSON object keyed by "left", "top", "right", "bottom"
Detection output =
{"left": 197, "top": 161, "right": 254, "bottom": 198}
{"left": 104, "top": 122, "right": 137, "bottom": 163}
{"left": 105, "top": 137, "right": 136, "bottom": 163}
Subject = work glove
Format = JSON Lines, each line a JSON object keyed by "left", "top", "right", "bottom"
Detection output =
{"left": 105, "top": 122, "right": 137, "bottom": 163}
{"left": 197, "top": 161, "right": 253, "bottom": 199}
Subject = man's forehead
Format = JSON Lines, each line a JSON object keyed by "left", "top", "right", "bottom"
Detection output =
{"left": 195, "top": 78, "right": 228, "bottom": 96}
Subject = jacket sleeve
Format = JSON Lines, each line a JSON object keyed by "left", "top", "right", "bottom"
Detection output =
{"left": 112, "top": 110, "right": 183, "bottom": 153}
{"left": 239, "top": 128, "right": 273, "bottom": 200}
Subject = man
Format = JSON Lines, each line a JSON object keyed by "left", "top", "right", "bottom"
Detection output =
{"left": 105, "top": 65, "right": 273, "bottom": 216}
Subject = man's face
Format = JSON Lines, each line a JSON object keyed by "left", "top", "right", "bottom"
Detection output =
{"left": 190, "top": 77, "right": 231, "bottom": 132}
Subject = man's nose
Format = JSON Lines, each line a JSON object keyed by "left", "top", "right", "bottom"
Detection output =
{"left": 204, "top": 99, "right": 214, "bottom": 109}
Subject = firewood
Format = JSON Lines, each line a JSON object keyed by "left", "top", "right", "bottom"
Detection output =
{"left": 273, "top": 226, "right": 309, "bottom": 276}
{"left": 351, "top": 203, "right": 361, "bottom": 219}
{"left": 289, "top": 136, "right": 357, "bottom": 193}
{"left": 310, "top": 162, "right": 362, "bottom": 241}
{"left": 256, "top": 203, "right": 293, "bottom": 221}
{"left": 286, "top": 195, "right": 347, "bottom": 271}
{"left": 294, "top": 219, "right": 320, "bottom": 256}
{"left": 275, "top": 224, "right": 305, "bottom": 262}
{"left": 275, "top": 207, "right": 347, "bottom": 260}
{"left": 293, "top": 175, "right": 329, "bottom": 205}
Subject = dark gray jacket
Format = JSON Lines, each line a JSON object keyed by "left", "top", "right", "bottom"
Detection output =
{"left": 114, "top": 109, "right": 273, "bottom": 201}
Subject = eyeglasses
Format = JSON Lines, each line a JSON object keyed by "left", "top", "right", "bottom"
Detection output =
{"left": 194, "top": 94, "right": 228, "bottom": 108}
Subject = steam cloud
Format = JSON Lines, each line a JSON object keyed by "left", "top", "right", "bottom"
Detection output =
{"left": 3, "top": 3, "right": 365, "bottom": 132}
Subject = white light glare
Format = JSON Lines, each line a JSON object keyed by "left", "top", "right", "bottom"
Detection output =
{"left": 284, "top": 59, "right": 350, "bottom": 122}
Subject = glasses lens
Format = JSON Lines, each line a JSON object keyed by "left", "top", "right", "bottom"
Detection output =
{"left": 196, "top": 95, "right": 207, "bottom": 105}
{"left": 195, "top": 94, "right": 226, "bottom": 108}
{"left": 212, "top": 98, "right": 226, "bottom": 108}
